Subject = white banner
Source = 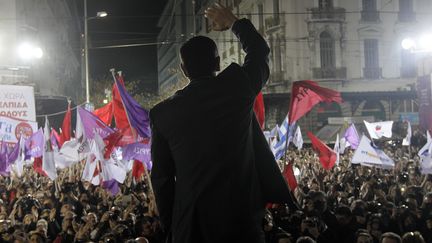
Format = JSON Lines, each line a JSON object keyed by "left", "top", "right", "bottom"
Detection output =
{"left": 0, "top": 85, "right": 36, "bottom": 121}
{"left": 352, "top": 135, "right": 394, "bottom": 168}
{"left": 0, "top": 116, "right": 38, "bottom": 143}
{"left": 328, "top": 116, "right": 374, "bottom": 125}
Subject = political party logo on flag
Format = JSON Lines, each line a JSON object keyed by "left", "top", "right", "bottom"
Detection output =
{"left": 122, "top": 142, "right": 152, "bottom": 170}
{"left": 78, "top": 107, "right": 114, "bottom": 139}
{"left": 288, "top": 80, "right": 342, "bottom": 125}
{"left": 351, "top": 135, "right": 394, "bottom": 169}
{"left": 25, "top": 129, "right": 44, "bottom": 158}
{"left": 364, "top": 120, "right": 393, "bottom": 139}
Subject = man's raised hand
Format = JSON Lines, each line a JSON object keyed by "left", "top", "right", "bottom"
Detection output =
{"left": 204, "top": 3, "right": 238, "bottom": 31}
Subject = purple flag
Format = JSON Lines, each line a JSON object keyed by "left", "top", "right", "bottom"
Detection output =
{"left": 102, "top": 179, "right": 120, "bottom": 195}
{"left": 122, "top": 142, "right": 151, "bottom": 168}
{"left": 25, "top": 129, "right": 44, "bottom": 158}
{"left": 115, "top": 76, "right": 151, "bottom": 138}
{"left": 0, "top": 141, "right": 8, "bottom": 175}
{"left": 344, "top": 124, "right": 360, "bottom": 149}
{"left": 8, "top": 139, "right": 20, "bottom": 164}
{"left": 78, "top": 107, "right": 114, "bottom": 139}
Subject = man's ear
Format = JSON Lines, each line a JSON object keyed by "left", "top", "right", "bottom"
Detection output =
{"left": 215, "top": 56, "right": 220, "bottom": 72}
{"left": 180, "top": 63, "right": 189, "bottom": 78}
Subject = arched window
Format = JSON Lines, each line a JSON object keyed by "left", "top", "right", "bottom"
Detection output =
{"left": 320, "top": 31, "right": 335, "bottom": 69}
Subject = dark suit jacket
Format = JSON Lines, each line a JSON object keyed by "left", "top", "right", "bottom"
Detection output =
{"left": 150, "top": 19, "right": 295, "bottom": 243}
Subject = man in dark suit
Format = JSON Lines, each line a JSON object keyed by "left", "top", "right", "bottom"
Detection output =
{"left": 150, "top": 4, "right": 296, "bottom": 243}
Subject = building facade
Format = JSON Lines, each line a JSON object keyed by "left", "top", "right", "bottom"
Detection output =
{"left": 0, "top": 0, "right": 82, "bottom": 102}
{"left": 157, "top": 0, "right": 431, "bottom": 132}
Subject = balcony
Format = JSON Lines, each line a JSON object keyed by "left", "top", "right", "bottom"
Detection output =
{"left": 363, "top": 67, "right": 382, "bottom": 79}
{"left": 310, "top": 7, "right": 346, "bottom": 21}
{"left": 265, "top": 16, "right": 284, "bottom": 32}
{"left": 312, "top": 67, "right": 347, "bottom": 79}
{"left": 361, "top": 11, "right": 380, "bottom": 22}
{"left": 398, "top": 11, "right": 416, "bottom": 22}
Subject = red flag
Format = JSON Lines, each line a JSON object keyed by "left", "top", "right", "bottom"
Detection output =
{"left": 60, "top": 102, "right": 72, "bottom": 145}
{"left": 112, "top": 75, "right": 130, "bottom": 130}
{"left": 132, "top": 160, "right": 145, "bottom": 180}
{"left": 307, "top": 131, "right": 337, "bottom": 170}
{"left": 103, "top": 131, "right": 123, "bottom": 159}
{"left": 33, "top": 157, "right": 47, "bottom": 176}
{"left": 289, "top": 80, "right": 342, "bottom": 125}
{"left": 51, "top": 129, "right": 62, "bottom": 147}
{"left": 253, "top": 92, "right": 265, "bottom": 130}
{"left": 93, "top": 101, "right": 114, "bottom": 126}
{"left": 283, "top": 163, "right": 298, "bottom": 191}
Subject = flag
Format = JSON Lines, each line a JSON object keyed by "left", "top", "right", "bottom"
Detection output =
{"left": 334, "top": 134, "right": 340, "bottom": 165}
{"left": 343, "top": 124, "right": 360, "bottom": 149}
{"left": 82, "top": 155, "right": 98, "bottom": 185}
{"left": 282, "top": 163, "right": 297, "bottom": 191}
{"left": 25, "top": 129, "right": 44, "bottom": 158}
{"left": 0, "top": 141, "right": 9, "bottom": 175}
{"left": 351, "top": 135, "right": 394, "bottom": 168}
{"left": 54, "top": 139, "right": 82, "bottom": 169}
{"left": 273, "top": 116, "right": 293, "bottom": 160}
{"left": 131, "top": 160, "right": 145, "bottom": 180}
{"left": 101, "top": 157, "right": 127, "bottom": 184}
{"left": 420, "top": 142, "right": 432, "bottom": 174}
{"left": 13, "top": 135, "right": 26, "bottom": 177}
{"left": 60, "top": 101, "right": 72, "bottom": 145}
{"left": 93, "top": 101, "right": 114, "bottom": 126}
{"left": 112, "top": 76, "right": 130, "bottom": 131}
{"left": 307, "top": 131, "right": 337, "bottom": 170}
{"left": 253, "top": 92, "right": 265, "bottom": 130}
{"left": 402, "top": 121, "right": 412, "bottom": 146}
{"left": 364, "top": 120, "right": 393, "bottom": 139}
{"left": 102, "top": 179, "right": 120, "bottom": 195}
{"left": 78, "top": 107, "right": 114, "bottom": 139}
{"left": 428, "top": 130, "right": 432, "bottom": 144}
{"left": 292, "top": 125, "right": 303, "bottom": 150}
{"left": 288, "top": 80, "right": 342, "bottom": 125}
{"left": 42, "top": 117, "right": 57, "bottom": 180}
{"left": 114, "top": 74, "right": 151, "bottom": 138}
{"left": 103, "top": 131, "right": 123, "bottom": 159}
{"left": 50, "top": 129, "right": 61, "bottom": 151}
{"left": 122, "top": 142, "right": 152, "bottom": 169}
{"left": 33, "top": 157, "right": 46, "bottom": 176}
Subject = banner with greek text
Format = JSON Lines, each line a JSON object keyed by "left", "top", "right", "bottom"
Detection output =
{"left": 0, "top": 115, "right": 37, "bottom": 144}
{"left": 0, "top": 85, "right": 36, "bottom": 121}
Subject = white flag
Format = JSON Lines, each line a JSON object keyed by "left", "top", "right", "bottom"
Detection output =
{"left": 42, "top": 117, "right": 57, "bottom": 180}
{"left": 352, "top": 135, "right": 394, "bottom": 168}
{"left": 82, "top": 155, "right": 99, "bottom": 185}
{"left": 334, "top": 134, "right": 340, "bottom": 165}
{"left": 420, "top": 141, "right": 432, "bottom": 174}
{"left": 292, "top": 125, "right": 303, "bottom": 150}
{"left": 402, "top": 121, "right": 412, "bottom": 146}
{"left": 340, "top": 137, "right": 347, "bottom": 154}
{"left": 13, "top": 135, "right": 26, "bottom": 177}
{"left": 101, "top": 158, "right": 126, "bottom": 183}
{"left": 364, "top": 120, "right": 393, "bottom": 139}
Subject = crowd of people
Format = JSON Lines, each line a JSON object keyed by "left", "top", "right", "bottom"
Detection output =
{"left": 0, "top": 129, "right": 429, "bottom": 243}
{"left": 0, "top": 163, "right": 163, "bottom": 243}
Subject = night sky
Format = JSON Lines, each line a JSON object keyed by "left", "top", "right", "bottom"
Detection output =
{"left": 76, "top": 0, "right": 168, "bottom": 91}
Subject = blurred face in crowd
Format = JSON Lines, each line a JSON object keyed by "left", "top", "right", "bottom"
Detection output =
{"left": 23, "top": 214, "right": 33, "bottom": 225}
{"left": 60, "top": 203, "right": 72, "bottom": 216}
{"left": 381, "top": 236, "right": 399, "bottom": 243}
{"left": 356, "top": 234, "right": 373, "bottom": 243}
{"left": 426, "top": 219, "right": 432, "bottom": 229}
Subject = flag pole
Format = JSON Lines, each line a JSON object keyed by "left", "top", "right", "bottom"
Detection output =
{"left": 110, "top": 68, "right": 158, "bottom": 215}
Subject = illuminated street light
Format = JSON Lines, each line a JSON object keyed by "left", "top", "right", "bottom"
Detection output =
{"left": 97, "top": 11, "right": 108, "bottom": 18}
{"left": 401, "top": 38, "right": 416, "bottom": 50}
{"left": 419, "top": 34, "right": 432, "bottom": 51}
{"left": 17, "top": 43, "right": 43, "bottom": 60}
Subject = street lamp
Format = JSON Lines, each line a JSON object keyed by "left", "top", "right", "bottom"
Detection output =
{"left": 17, "top": 43, "right": 43, "bottom": 60}
{"left": 84, "top": 0, "right": 107, "bottom": 104}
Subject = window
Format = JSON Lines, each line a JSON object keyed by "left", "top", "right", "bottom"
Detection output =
{"left": 273, "top": 0, "right": 280, "bottom": 24}
{"left": 319, "top": 0, "right": 333, "bottom": 9}
{"left": 320, "top": 32, "right": 335, "bottom": 69}
{"left": 399, "top": 0, "right": 415, "bottom": 22}
{"left": 401, "top": 49, "right": 416, "bottom": 78}
{"left": 258, "top": 4, "right": 264, "bottom": 32}
{"left": 362, "top": 0, "right": 379, "bottom": 22}
{"left": 364, "top": 39, "right": 380, "bottom": 79}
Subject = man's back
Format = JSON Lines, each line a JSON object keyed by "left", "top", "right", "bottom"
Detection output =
{"left": 150, "top": 5, "right": 272, "bottom": 243}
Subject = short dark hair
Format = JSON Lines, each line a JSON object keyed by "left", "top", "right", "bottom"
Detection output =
{"left": 381, "top": 232, "right": 402, "bottom": 243}
{"left": 180, "top": 36, "right": 218, "bottom": 78}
